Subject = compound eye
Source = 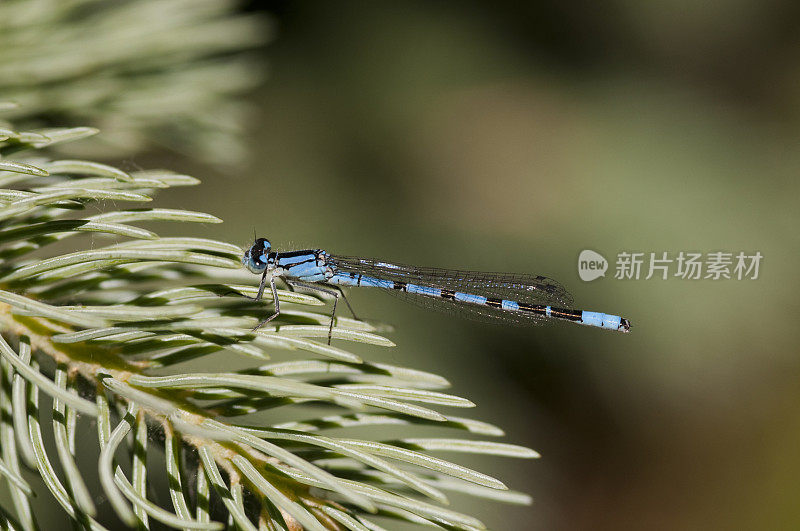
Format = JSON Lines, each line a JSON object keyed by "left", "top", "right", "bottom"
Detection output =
{"left": 243, "top": 238, "right": 270, "bottom": 274}
{"left": 243, "top": 251, "right": 267, "bottom": 274}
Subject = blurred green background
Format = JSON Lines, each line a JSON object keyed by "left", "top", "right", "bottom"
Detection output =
{"left": 127, "top": 1, "right": 800, "bottom": 528}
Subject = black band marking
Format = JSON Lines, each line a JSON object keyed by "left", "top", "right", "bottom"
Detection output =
{"left": 515, "top": 304, "right": 581, "bottom": 321}
{"left": 552, "top": 308, "right": 582, "bottom": 321}
{"left": 280, "top": 249, "right": 316, "bottom": 259}
{"left": 485, "top": 297, "right": 503, "bottom": 308}
{"left": 517, "top": 303, "right": 546, "bottom": 315}
{"left": 552, "top": 307, "right": 582, "bottom": 321}
{"left": 440, "top": 289, "right": 455, "bottom": 300}
{"left": 393, "top": 281, "right": 407, "bottom": 291}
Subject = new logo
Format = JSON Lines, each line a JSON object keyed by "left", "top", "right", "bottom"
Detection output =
{"left": 578, "top": 250, "right": 608, "bottom": 281}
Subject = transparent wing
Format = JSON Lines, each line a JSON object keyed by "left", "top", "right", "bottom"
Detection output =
{"left": 327, "top": 254, "right": 574, "bottom": 326}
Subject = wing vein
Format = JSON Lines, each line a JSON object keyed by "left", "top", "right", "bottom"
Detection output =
{"left": 327, "top": 254, "right": 574, "bottom": 326}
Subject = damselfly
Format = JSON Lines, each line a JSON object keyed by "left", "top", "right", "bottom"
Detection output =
{"left": 242, "top": 238, "right": 631, "bottom": 343}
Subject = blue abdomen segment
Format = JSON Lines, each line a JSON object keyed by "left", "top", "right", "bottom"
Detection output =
{"left": 454, "top": 292, "right": 487, "bottom": 305}
{"left": 579, "top": 311, "right": 623, "bottom": 331}
{"left": 501, "top": 300, "right": 519, "bottom": 311}
{"left": 407, "top": 284, "right": 442, "bottom": 297}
